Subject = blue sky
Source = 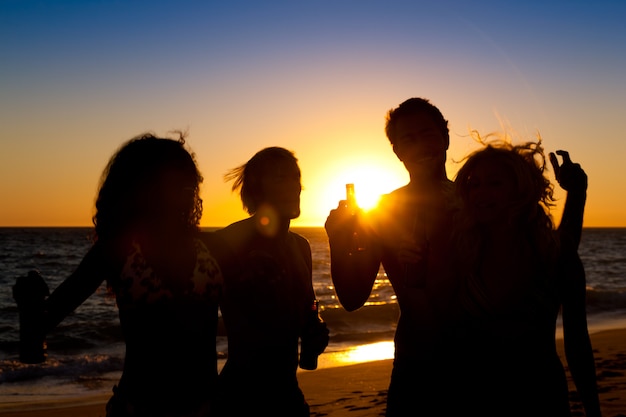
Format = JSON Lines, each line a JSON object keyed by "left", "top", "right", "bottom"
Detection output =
{"left": 1, "top": 0, "right": 625, "bottom": 226}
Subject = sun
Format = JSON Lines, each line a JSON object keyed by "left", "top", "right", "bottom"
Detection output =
{"left": 314, "top": 164, "right": 407, "bottom": 212}
{"left": 344, "top": 181, "right": 383, "bottom": 211}
{"left": 343, "top": 165, "right": 409, "bottom": 211}
{"left": 296, "top": 152, "right": 408, "bottom": 227}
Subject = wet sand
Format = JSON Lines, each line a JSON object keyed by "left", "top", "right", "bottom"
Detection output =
{"left": 1, "top": 328, "right": 624, "bottom": 417}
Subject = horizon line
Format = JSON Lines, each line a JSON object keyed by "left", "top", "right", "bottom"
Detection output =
{"left": 1, "top": 225, "right": 625, "bottom": 229}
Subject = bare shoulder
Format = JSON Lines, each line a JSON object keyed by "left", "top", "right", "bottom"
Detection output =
{"left": 383, "top": 185, "right": 411, "bottom": 201}
{"left": 289, "top": 230, "right": 311, "bottom": 255}
{"left": 213, "top": 219, "right": 254, "bottom": 248}
{"left": 289, "top": 230, "right": 309, "bottom": 244}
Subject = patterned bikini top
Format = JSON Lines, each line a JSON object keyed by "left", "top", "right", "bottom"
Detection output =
{"left": 115, "top": 238, "right": 223, "bottom": 309}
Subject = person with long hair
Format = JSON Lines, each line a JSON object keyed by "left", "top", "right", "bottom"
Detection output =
{"left": 449, "top": 135, "right": 601, "bottom": 416}
{"left": 16, "top": 133, "right": 227, "bottom": 417}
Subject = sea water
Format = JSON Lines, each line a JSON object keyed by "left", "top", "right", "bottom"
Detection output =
{"left": 1, "top": 227, "right": 625, "bottom": 401}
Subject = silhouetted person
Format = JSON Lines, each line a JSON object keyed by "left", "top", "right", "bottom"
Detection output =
{"left": 214, "top": 147, "right": 329, "bottom": 417}
{"left": 13, "top": 133, "right": 228, "bottom": 417}
{"left": 449, "top": 137, "right": 601, "bottom": 417}
{"left": 326, "top": 97, "right": 458, "bottom": 415}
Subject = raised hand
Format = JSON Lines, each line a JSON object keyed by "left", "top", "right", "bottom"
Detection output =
{"left": 325, "top": 200, "right": 367, "bottom": 253}
{"left": 549, "top": 150, "right": 587, "bottom": 194}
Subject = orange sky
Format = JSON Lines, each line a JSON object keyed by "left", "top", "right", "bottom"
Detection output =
{"left": 2, "top": 2, "right": 625, "bottom": 228}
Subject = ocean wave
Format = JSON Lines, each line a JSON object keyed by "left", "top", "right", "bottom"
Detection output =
{"left": 1, "top": 227, "right": 624, "bottom": 396}
{"left": 0, "top": 354, "right": 124, "bottom": 384}
{"left": 586, "top": 288, "right": 626, "bottom": 312}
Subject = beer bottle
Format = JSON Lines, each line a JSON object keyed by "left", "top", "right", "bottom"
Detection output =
{"left": 299, "top": 299, "right": 324, "bottom": 370}
{"left": 13, "top": 270, "right": 49, "bottom": 363}
{"left": 346, "top": 183, "right": 365, "bottom": 254}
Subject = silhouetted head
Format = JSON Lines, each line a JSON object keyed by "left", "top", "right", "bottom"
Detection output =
{"left": 93, "top": 132, "right": 203, "bottom": 242}
{"left": 225, "top": 147, "right": 302, "bottom": 220}
{"left": 385, "top": 98, "right": 449, "bottom": 145}
{"left": 385, "top": 98, "right": 450, "bottom": 181}
{"left": 454, "top": 138, "right": 555, "bottom": 229}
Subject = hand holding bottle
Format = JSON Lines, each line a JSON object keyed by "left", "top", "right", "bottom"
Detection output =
{"left": 299, "top": 300, "right": 329, "bottom": 370}
{"left": 13, "top": 270, "right": 50, "bottom": 363}
{"left": 324, "top": 184, "right": 367, "bottom": 255}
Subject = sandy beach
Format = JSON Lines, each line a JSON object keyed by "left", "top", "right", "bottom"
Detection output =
{"left": 1, "top": 328, "right": 624, "bottom": 417}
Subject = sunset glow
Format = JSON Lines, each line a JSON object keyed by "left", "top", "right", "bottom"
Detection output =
{"left": 295, "top": 146, "right": 410, "bottom": 227}
{"left": 330, "top": 165, "right": 407, "bottom": 211}
{"left": 319, "top": 341, "right": 395, "bottom": 368}
{"left": 1, "top": 2, "right": 625, "bottom": 227}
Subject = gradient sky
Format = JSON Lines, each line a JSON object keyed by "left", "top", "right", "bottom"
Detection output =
{"left": 2, "top": 1, "right": 625, "bottom": 227}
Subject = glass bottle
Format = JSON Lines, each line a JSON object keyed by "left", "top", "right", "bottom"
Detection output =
{"left": 346, "top": 183, "right": 366, "bottom": 254}
{"left": 299, "top": 299, "right": 323, "bottom": 370}
{"left": 13, "top": 270, "right": 49, "bottom": 363}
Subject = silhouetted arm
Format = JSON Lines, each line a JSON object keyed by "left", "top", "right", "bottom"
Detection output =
{"left": 560, "top": 252, "right": 602, "bottom": 417}
{"left": 325, "top": 203, "right": 381, "bottom": 311}
{"left": 44, "top": 241, "right": 112, "bottom": 332}
{"left": 550, "top": 150, "right": 587, "bottom": 251}
{"left": 294, "top": 232, "right": 330, "bottom": 356}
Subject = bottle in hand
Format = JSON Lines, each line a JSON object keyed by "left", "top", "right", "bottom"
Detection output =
{"left": 346, "top": 183, "right": 366, "bottom": 254}
{"left": 299, "top": 299, "right": 324, "bottom": 370}
{"left": 13, "top": 270, "right": 50, "bottom": 363}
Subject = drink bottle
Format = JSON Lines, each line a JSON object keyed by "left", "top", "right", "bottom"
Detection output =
{"left": 345, "top": 183, "right": 357, "bottom": 214}
{"left": 346, "top": 183, "right": 365, "bottom": 254}
{"left": 13, "top": 270, "right": 49, "bottom": 363}
{"left": 299, "top": 299, "right": 323, "bottom": 370}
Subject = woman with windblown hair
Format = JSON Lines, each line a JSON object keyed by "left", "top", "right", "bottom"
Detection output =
{"left": 449, "top": 136, "right": 601, "bottom": 416}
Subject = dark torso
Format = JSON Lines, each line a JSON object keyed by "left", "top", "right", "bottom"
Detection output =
{"left": 112, "top": 232, "right": 225, "bottom": 412}
{"left": 214, "top": 218, "right": 314, "bottom": 415}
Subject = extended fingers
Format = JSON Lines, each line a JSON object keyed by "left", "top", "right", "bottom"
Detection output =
{"left": 549, "top": 152, "right": 561, "bottom": 178}
{"left": 556, "top": 150, "right": 572, "bottom": 164}
{"left": 549, "top": 152, "right": 559, "bottom": 167}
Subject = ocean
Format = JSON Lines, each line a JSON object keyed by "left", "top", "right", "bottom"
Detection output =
{"left": 1, "top": 226, "right": 625, "bottom": 402}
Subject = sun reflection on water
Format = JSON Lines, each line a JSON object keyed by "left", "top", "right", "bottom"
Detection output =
{"left": 312, "top": 341, "right": 395, "bottom": 371}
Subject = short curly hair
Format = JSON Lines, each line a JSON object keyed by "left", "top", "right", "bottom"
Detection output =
{"left": 385, "top": 97, "right": 449, "bottom": 145}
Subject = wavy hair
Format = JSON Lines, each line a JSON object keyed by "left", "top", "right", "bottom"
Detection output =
{"left": 453, "top": 132, "right": 558, "bottom": 268}
{"left": 93, "top": 132, "right": 203, "bottom": 242}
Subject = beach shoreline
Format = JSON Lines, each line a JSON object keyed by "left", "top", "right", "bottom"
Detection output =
{"left": 1, "top": 327, "right": 624, "bottom": 417}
